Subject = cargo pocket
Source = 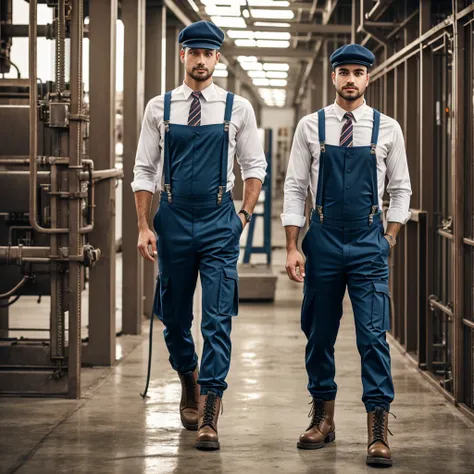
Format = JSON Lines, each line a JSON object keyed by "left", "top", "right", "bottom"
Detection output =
{"left": 158, "top": 275, "right": 173, "bottom": 324}
{"left": 371, "top": 281, "right": 391, "bottom": 331}
{"left": 218, "top": 267, "right": 239, "bottom": 316}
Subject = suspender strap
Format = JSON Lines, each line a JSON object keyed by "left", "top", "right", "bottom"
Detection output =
{"left": 315, "top": 109, "right": 326, "bottom": 221}
{"left": 218, "top": 92, "right": 234, "bottom": 204}
{"left": 163, "top": 91, "right": 172, "bottom": 202}
{"left": 369, "top": 109, "right": 381, "bottom": 223}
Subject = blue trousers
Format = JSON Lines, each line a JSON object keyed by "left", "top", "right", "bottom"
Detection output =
{"left": 301, "top": 213, "right": 394, "bottom": 412}
{"left": 153, "top": 192, "right": 241, "bottom": 398}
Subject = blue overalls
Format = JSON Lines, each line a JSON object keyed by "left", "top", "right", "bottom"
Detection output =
{"left": 152, "top": 91, "right": 241, "bottom": 398}
{"left": 301, "top": 108, "right": 394, "bottom": 413}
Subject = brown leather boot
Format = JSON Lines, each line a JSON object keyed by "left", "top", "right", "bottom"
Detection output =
{"left": 366, "top": 407, "right": 392, "bottom": 466}
{"left": 297, "top": 399, "right": 336, "bottom": 449}
{"left": 195, "top": 391, "right": 222, "bottom": 451}
{"left": 178, "top": 368, "right": 199, "bottom": 430}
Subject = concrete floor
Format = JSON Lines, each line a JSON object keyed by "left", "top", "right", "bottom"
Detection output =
{"left": 1, "top": 219, "right": 474, "bottom": 473}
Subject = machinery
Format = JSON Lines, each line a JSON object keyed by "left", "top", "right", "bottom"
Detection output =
{"left": 0, "top": 0, "right": 121, "bottom": 397}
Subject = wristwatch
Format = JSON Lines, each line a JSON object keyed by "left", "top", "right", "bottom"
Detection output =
{"left": 238, "top": 209, "right": 252, "bottom": 223}
{"left": 384, "top": 233, "right": 396, "bottom": 248}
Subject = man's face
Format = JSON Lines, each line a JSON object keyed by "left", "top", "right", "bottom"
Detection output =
{"left": 180, "top": 48, "right": 220, "bottom": 82}
{"left": 332, "top": 64, "right": 370, "bottom": 102}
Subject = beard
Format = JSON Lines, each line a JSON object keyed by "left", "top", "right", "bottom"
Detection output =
{"left": 188, "top": 66, "right": 214, "bottom": 82}
{"left": 337, "top": 87, "right": 364, "bottom": 102}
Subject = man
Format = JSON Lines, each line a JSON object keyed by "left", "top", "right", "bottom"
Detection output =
{"left": 132, "top": 21, "right": 266, "bottom": 450}
{"left": 282, "top": 44, "right": 411, "bottom": 466}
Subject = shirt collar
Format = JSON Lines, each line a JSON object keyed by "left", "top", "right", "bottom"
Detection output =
{"left": 333, "top": 99, "right": 367, "bottom": 122}
{"left": 181, "top": 81, "right": 216, "bottom": 101}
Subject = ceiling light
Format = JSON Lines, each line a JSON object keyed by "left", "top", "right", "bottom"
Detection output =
{"left": 254, "top": 22, "right": 291, "bottom": 27}
{"left": 263, "top": 63, "right": 290, "bottom": 71}
{"left": 228, "top": 30, "right": 255, "bottom": 39}
{"left": 253, "top": 78, "right": 270, "bottom": 86}
{"left": 247, "top": 70, "right": 267, "bottom": 78}
{"left": 201, "top": 0, "right": 246, "bottom": 5}
{"left": 248, "top": 0, "right": 290, "bottom": 6}
{"left": 235, "top": 39, "right": 257, "bottom": 47}
{"left": 254, "top": 31, "right": 291, "bottom": 40}
{"left": 242, "top": 9, "right": 250, "bottom": 18}
{"left": 211, "top": 16, "right": 247, "bottom": 28}
{"left": 256, "top": 40, "right": 290, "bottom": 48}
{"left": 239, "top": 61, "right": 263, "bottom": 70}
{"left": 250, "top": 9, "right": 294, "bottom": 19}
{"left": 213, "top": 69, "right": 229, "bottom": 78}
{"left": 269, "top": 79, "right": 287, "bottom": 86}
{"left": 206, "top": 6, "right": 240, "bottom": 16}
{"left": 266, "top": 71, "right": 288, "bottom": 78}
{"left": 237, "top": 56, "right": 258, "bottom": 62}
{"left": 215, "top": 63, "right": 227, "bottom": 70}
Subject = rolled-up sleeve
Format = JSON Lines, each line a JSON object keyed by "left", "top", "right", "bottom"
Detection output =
{"left": 235, "top": 101, "right": 267, "bottom": 183}
{"left": 281, "top": 118, "right": 312, "bottom": 228}
{"left": 131, "top": 98, "right": 161, "bottom": 194}
{"left": 386, "top": 121, "right": 412, "bottom": 224}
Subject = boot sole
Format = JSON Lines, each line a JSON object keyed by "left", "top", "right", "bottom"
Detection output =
{"left": 366, "top": 456, "right": 393, "bottom": 467}
{"left": 195, "top": 440, "right": 220, "bottom": 451}
{"left": 181, "top": 419, "right": 198, "bottom": 431}
{"left": 296, "top": 431, "right": 335, "bottom": 450}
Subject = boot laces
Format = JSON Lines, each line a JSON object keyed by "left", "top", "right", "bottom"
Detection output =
{"left": 372, "top": 408, "right": 396, "bottom": 444}
{"left": 308, "top": 399, "right": 325, "bottom": 430}
{"left": 201, "top": 392, "right": 219, "bottom": 430}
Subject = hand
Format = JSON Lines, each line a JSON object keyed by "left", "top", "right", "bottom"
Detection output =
{"left": 286, "top": 248, "right": 306, "bottom": 282}
{"left": 137, "top": 227, "right": 157, "bottom": 262}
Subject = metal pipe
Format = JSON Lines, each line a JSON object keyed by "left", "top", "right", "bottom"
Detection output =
{"left": 1, "top": 24, "right": 53, "bottom": 38}
{"left": 0, "top": 246, "right": 51, "bottom": 264}
{"left": 92, "top": 168, "right": 123, "bottom": 182}
{"left": 29, "top": 0, "right": 68, "bottom": 235}
{"left": 428, "top": 295, "right": 454, "bottom": 320}
{"left": 0, "top": 276, "right": 29, "bottom": 299}
{"left": 463, "top": 319, "right": 474, "bottom": 330}
{"left": 438, "top": 229, "right": 454, "bottom": 240}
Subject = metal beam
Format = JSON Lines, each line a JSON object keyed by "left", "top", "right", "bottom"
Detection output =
{"left": 122, "top": 0, "right": 146, "bottom": 334}
{"left": 87, "top": 0, "right": 117, "bottom": 366}
{"left": 295, "top": 0, "right": 342, "bottom": 104}
{"left": 220, "top": 47, "right": 311, "bottom": 59}
{"left": 246, "top": 24, "right": 351, "bottom": 34}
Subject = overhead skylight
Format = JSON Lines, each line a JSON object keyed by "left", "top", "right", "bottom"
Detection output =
{"left": 256, "top": 40, "right": 290, "bottom": 48}
{"left": 253, "top": 22, "right": 291, "bottom": 27}
{"left": 213, "top": 69, "right": 229, "bottom": 77}
{"left": 206, "top": 5, "right": 240, "bottom": 16}
{"left": 235, "top": 39, "right": 257, "bottom": 47}
{"left": 266, "top": 71, "right": 288, "bottom": 78}
{"left": 211, "top": 16, "right": 247, "bottom": 28}
{"left": 237, "top": 56, "right": 258, "bottom": 62}
{"left": 248, "top": 0, "right": 290, "bottom": 5}
{"left": 253, "top": 78, "right": 270, "bottom": 86}
{"left": 269, "top": 79, "right": 287, "bottom": 87}
{"left": 247, "top": 70, "right": 267, "bottom": 78}
{"left": 215, "top": 63, "right": 227, "bottom": 70}
{"left": 250, "top": 9, "right": 294, "bottom": 19}
{"left": 263, "top": 63, "right": 290, "bottom": 71}
{"left": 239, "top": 61, "right": 263, "bottom": 70}
{"left": 201, "top": 0, "right": 246, "bottom": 4}
{"left": 228, "top": 31, "right": 291, "bottom": 40}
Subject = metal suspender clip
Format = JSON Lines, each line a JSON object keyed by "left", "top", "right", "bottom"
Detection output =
{"left": 217, "top": 186, "right": 224, "bottom": 205}
{"left": 320, "top": 141, "right": 326, "bottom": 153}
{"left": 368, "top": 205, "right": 378, "bottom": 226}
{"left": 316, "top": 205, "right": 324, "bottom": 223}
{"left": 224, "top": 120, "right": 230, "bottom": 132}
{"left": 164, "top": 184, "right": 172, "bottom": 203}
{"left": 370, "top": 143, "right": 376, "bottom": 155}
{"left": 164, "top": 120, "right": 170, "bottom": 132}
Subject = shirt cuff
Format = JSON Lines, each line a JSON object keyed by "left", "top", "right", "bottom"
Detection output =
{"left": 241, "top": 167, "right": 267, "bottom": 184}
{"left": 386, "top": 208, "right": 411, "bottom": 225}
{"left": 131, "top": 179, "right": 156, "bottom": 194}
{"left": 281, "top": 213, "right": 306, "bottom": 228}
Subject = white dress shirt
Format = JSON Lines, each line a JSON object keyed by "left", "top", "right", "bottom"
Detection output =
{"left": 131, "top": 82, "right": 267, "bottom": 194}
{"left": 282, "top": 100, "right": 412, "bottom": 227}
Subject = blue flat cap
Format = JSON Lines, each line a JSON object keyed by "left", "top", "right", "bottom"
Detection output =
{"left": 330, "top": 44, "right": 375, "bottom": 69}
{"left": 178, "top": 21, "right": 224, "bottom": 50}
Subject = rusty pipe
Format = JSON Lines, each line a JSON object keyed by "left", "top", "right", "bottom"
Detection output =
{"left": 29, "top": 0, "right": 68, "bottom": 235}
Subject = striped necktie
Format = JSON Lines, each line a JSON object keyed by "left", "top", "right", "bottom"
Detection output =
{"left": 340, "top": 112, "right": 354, "bottom": 147}
{"left": 188, "top": 91, "right": 202, "bottom": 126}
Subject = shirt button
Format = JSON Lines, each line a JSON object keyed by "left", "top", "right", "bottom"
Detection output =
{"left": 345, "top": 200, "right": 350, "bottom": 205}
{"left": 345, "top": 185, "right": 350, "bottom": 190}
{"left": 347, "top": 169, "right": 351, "bottom": 173}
